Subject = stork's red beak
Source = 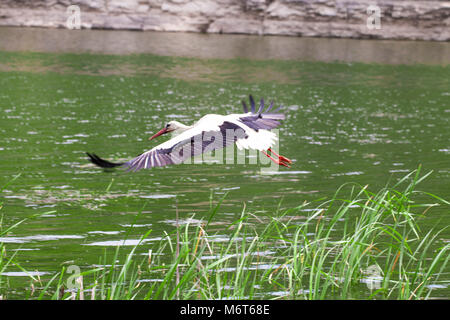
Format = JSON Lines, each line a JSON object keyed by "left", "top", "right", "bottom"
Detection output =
{"left": 149, "top": 127, "right": 169, "bottom": 140}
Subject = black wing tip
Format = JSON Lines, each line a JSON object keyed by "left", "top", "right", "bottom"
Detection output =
{"left": 245, "top": 95, "right": 283, "bottom": 115}
{"left": 266, "top": 100, "right": 274, "bottom": 113}
{"left": 249, "top": 94, "right": 256, "bottom": 113}
{"left": 242, "top": 100, "right": 249, "bottom": 113}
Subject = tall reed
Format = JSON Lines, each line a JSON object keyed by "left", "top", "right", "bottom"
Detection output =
{"left": 1, "top": 169, "right": 448, "bottom": 300}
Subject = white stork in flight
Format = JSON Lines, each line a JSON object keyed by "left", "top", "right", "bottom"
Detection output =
{"left": 86, "top": 95, "right": 292, "bottom": 171}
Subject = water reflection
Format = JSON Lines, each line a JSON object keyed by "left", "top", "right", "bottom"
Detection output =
{"left": 0, "top": 234, "right": 84, "bottom": 243}
{"left": 1, "top": 271, "right": 50, "bottom": 277}
{"left": 83, "top": 238, "right": 161, "bottom": 246}
{"left": 0, "top": 27, "right": 449, "bottom": 65}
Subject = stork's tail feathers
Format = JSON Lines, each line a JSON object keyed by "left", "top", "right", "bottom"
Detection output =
{"left": 86, "top": 152, "right": 124, "bottom": 169}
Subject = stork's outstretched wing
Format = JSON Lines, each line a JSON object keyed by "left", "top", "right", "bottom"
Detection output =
{"left": 239, "top": 95, "right": 285, "bottom": 131}
{"left": 87, "top": 95, "right": 286, "bottom": 172}
{"left": 87, "top": 121, "right": 247, "bottom": 171}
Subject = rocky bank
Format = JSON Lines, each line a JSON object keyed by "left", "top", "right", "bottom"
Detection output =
{"left": 0, "top": 0, "right": 449, "bottom": 41}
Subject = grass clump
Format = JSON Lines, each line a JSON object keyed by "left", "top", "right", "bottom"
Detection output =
{"left": 0, "top": 174, "right": 56, "bottom": 299}
{"left": 1, "top": 168, "right": 449, "bottom": 300}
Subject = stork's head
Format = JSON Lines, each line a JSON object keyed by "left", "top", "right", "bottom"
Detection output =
{"left": 149, "top": 120, "right": 187, "bottom": 140}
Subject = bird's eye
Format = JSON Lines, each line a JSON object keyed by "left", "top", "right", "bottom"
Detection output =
{"left": 165, "top": 123, "right": 170, "bottom": 128}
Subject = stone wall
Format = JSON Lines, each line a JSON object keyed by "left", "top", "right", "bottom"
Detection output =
{"left": 0, "top": 0, "right": 449, "bottom": 41}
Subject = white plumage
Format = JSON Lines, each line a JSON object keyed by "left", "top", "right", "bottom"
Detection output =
{"left": 86, "top": 95, "right": 292, "bottom": 171}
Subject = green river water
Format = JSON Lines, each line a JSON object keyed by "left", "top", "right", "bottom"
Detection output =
{"left": 0, "top": 27, "right": 449, "bottom": 299}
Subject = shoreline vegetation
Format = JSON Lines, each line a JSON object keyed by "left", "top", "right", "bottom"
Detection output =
{"left": 1, "top": 167, "right": 449, "bottom": 300}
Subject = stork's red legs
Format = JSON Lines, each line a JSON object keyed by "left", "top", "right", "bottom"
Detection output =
{"left": 262, "top": 149, "right": 292, "bottom": 168}
{"left": 268, "top": 148, "right": 292, "bottom": 165}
